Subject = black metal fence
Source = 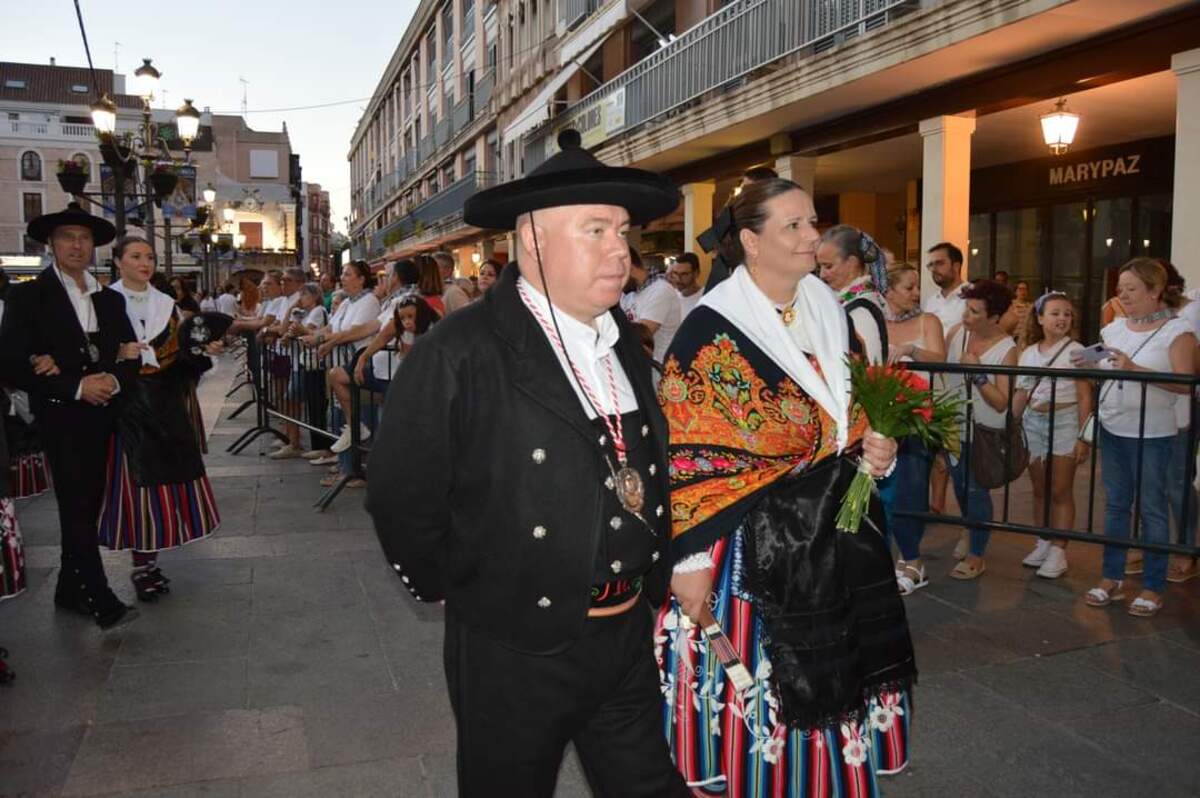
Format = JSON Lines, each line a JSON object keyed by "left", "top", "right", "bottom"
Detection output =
{"left": 896, "top": 360, "right": 1199, "bottom": 558}
{"left": 225, "top": 332, "right": 397, "bottom": 512}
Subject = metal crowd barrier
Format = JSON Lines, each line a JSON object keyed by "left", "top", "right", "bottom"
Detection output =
{"left": 228, "top": 331, "right": 398, "bottom": 512}
{"left": 895, "top": 360, "right": 1200, "bottom": 558}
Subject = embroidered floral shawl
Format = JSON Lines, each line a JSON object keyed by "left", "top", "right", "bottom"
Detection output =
{"left": 658, "top": 305, "right": 867, "bottom": 560}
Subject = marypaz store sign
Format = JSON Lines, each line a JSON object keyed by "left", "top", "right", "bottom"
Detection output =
{"left": 971, "top": 136, "right": 1173, "bottom": 210}
{"left": 1048, "top": 154, "right": 1141, "bottom": 186}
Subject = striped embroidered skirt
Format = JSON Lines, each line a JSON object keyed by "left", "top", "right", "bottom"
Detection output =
{"left": 97, "top": 433, "right": 220, "bottom": 552}
{"left": 0, "top": 499, "right": 25, "bottom": 600}
{"left": 655, "top": 530, "right": 911, "bottom": 798}
{"left": 10, "top": 452, "right": 51, "bottom": 499}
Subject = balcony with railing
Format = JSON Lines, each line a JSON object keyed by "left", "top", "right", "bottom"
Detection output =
{"left": 5, "top": 120, "right": 97, "bottom": 140}
{"left": 560, "top": 0, "right": 602, "bottom": 32}
{"left": 525, "top": 0, "right": 914, "bottom": 171}
{"left": 367, "top": 171, "right": 490, "bottom": 257}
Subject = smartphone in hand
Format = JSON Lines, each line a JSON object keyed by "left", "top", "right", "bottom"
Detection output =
{"left": 1073, "top": 343, "right": 1112, "bottom": 364}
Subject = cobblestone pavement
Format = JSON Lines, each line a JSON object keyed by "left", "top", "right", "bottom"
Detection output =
{"left": 1, "top": 358, "right": 1198, "bottom": 797}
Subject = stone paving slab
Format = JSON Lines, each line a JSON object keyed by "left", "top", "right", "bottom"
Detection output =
{"left": 2, "top": 356, "right": 1199, "bottom": 797}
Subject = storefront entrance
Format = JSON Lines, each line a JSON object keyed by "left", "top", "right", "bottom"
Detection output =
{"left": 967, "top": 136, "right": 1174, "bottom": 341}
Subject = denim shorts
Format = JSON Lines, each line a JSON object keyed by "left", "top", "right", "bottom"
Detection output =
{"left": 1025, "top": 406, "right": 1078, "bottom": 461}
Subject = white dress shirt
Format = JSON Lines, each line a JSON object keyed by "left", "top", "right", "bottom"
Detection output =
{"left": 518, "top": 277, "right": 637, "bottom": 419}
{"left": 52, "top": 265, "right": 119, "bottom": 400}
{"left": 922, "top": 282, "right": 968, "bottom": 335}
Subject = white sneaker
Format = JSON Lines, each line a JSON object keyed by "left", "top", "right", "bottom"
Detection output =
{"left": 330, "top": 425, "right": 353, "bottom": 453}
{"left": 1022, "top": 539, "right": 1053, "bottom": 567}
{"left": 310, "top": 454, "right": 339, "bottom": 466}
{"left": 302, "top": 449, "right": 333, "bottom": 460}
{"left": 268, "top": 444, "right": 303, "bottom": 460}
{"left": 1036, "top": 546, "right": 1069, "bottom": 579}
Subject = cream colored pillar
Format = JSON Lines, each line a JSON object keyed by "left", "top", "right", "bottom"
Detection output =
{"left": 919, "top": 114, "right": 975, "bottom": 300}
{"left": 775, "top": 155, "right": 816, "bottom": 197}
{"left": 1172, "top": 49, "right": 1200, "bottom": 289}
{"left": 682, "top": 181, "right": 716, "bottom": 283}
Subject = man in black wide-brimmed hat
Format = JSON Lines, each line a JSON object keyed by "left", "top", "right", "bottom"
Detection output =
{"left": 367, "top": 131, "right": 689, "bottom": 796}
{"left": 0, "top": 202, "right": 139, "bottom": 628}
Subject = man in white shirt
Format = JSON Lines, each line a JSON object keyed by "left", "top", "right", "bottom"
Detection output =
{"left": 921, "top": 241, "right": 968, "bottom": 333}
{"left": 626, "top": 249, "right": 681, "bottom": 366}
{"left": 215, "top": 283, "right": 238, "bottom": 317}
{"left": 368, "top": 129, "right": 687, "bottom": 797}
{"left": 435, "top": 251, "right": 470, "bottom": 315}
{"left": 668, "top": 252, "right": 703, "bottom": 321}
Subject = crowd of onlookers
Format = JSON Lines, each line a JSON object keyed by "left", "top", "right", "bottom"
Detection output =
{"left": 875, "top": 242, "right": 1198, "bottom": 619}
{"left": 211, "top": 227, "right": 1197, "bottom": 618}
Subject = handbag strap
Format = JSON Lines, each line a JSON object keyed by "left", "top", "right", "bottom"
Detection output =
{"left": 1027, "top": 338, "right": 1074, "bottom": 399}
{"left": 1096, "top": 321, "right": 1169, "bottom": 407}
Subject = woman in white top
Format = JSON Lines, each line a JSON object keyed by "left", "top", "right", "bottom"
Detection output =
{"left": 300, "top": 261, "right": 381, "bottom": 487}
{"left": 944, "top": 279, "right": 1018, "bottom": 580}
{"left": 1074, "top": 258, "right": 1197, "bottom": 617}
{"left": 1010, "top": 292, "right": 1092, "bottom": 579}
{"left": 816, "top": 224, "right": 888, "bottom": 363}
{"left": 880, "top": 262, "right": 945, "bottom": 594}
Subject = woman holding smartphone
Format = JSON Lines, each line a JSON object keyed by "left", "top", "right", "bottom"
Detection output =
{"left": 1075, "top": 258, "right": 1196, "bottom": 617}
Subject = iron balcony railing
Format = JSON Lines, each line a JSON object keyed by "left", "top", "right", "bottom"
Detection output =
{"left": 559, "top": 0, "right": 601, "bottom": 32}
{"left": 524, "top": 0, "right": 914, "bottom": 171}
{"left": 366, "top": 172, "right": 482, "bottom": 257}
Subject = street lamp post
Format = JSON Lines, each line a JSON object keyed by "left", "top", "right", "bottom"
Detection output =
{"left": 78, "top": 58, "right": 203, "bottom": 278}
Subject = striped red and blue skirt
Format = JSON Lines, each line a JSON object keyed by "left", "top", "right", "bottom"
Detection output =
{"left": 10, "top": 452, "right": 51, "bottom": 499}
{"left": 655, "top": 530, "right": 911, "bottom": 798}
{"left": 0, "top": 499, "right": 25, "bottom": 600}
{"left": 97, "top": 434, "right": 220, "bottom": 552}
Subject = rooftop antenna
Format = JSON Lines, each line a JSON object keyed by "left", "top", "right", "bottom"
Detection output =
{"left": 238, "top": 76, "right": 250, "bottom": 116}
{"left": 113, "top": 41, "right": 121, "bottom": 72}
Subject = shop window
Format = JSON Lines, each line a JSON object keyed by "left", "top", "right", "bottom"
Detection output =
{"left": 1135, "top": 194, "right": 1172, "bottom": 259}
{"left": 1050, "top": 202, "right": 1088, "bottom": 336}
{"left": 967, "top": 213, "right": 991, "bottom": 280}
{"left": 994, "top": 207, "right": 1045, "bottom": 294}
{"left": 20, "top": 150, "right": 41, "bottom": 181}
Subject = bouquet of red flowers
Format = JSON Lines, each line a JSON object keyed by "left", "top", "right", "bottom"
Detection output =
{"left": 836, "top": 359, "right": 962, "bottom": 534}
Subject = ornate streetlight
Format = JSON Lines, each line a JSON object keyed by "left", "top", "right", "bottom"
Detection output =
{"left": 1040, "top": 98, "right": 1080, "bottom": 156}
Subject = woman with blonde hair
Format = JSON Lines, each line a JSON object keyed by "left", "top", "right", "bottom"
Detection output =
{"left": 1077, "top": 258, "right": 1196, "bottom": 616}
{"left": 880, "top": 262, "right": 945, "bottom": 594}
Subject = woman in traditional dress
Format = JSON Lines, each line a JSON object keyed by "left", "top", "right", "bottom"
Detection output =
{"left": 657, "top": 179, "right": 916, "bottom": 797}
{"left": 816, "top": 224, "right": 888, "bottom": 363}
{"left": 0, "top": 393, "right": 26, "bottom": 683}
{"left": 98, "top": 236, "right": 221, "bottom": 601}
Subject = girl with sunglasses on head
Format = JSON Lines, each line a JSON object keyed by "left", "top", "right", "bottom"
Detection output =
{"left": 1011, "top": 292, "right": 1092, "bottom": 579}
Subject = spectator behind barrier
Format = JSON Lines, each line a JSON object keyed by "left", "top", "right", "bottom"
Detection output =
{"left": 943, "top": 278, "right": 1017, "bottom": 582}
{"left": 1077, "top": 258, "right": 1197, "bottom": 617}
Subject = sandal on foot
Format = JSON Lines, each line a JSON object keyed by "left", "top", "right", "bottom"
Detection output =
{"left": 952, "top": 535, "right": 968, "bottom": 561}
{"left": 320, "top": 472, "right": 342, "bottom": 488}
{"left": 1128, "top": 595, "right": 1163, "bottom": 618}
{"left": 1125, "top": 556, "right": 1144, "bottom": 576}
{"left": 1085, "top": 580, "right": 1126, "bottom": 607}
{"left": 897, "top": 563, "right": 928, "bottom": 596}
{"left": 949, "top": 560, "right": 985, "bottom": 580}
{"left": 1167, "top": 561, "right": 1199, "bottom": 584}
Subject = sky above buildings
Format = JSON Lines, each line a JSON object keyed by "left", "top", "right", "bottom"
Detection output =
{"left": 3, "top": 1, "right": 421, "bottom": 233}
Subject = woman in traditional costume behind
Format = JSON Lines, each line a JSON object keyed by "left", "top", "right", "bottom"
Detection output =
{"left": 656, "top": 179, "right": 917, "bottom": 797}
{"left": 0, "top": 389, "right": 26, "bottom": 683}
{"left": 0, "top": 291, "right": 51, "bottom": 499}
{"left": 98, "top": 236, "right": 220, "bottom": 601}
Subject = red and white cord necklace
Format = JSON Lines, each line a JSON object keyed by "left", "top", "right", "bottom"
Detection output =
{"left": 517, "top": 279, "right": 647, "bottom": 516}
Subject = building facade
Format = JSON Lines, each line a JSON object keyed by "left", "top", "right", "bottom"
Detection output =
{"left": 349, "top": 0, "right": 1200, "bottom": 339}
{"left": 1, "top": 60, "right": 301, "bottom": 284}
{"left": 301, "top": 181, "right": 333, "bottom": 277}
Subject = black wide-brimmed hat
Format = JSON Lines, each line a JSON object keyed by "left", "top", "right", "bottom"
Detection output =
{"left": 464, "top": 130, "right": 680, "bottom": 230}
{"left": 26, "top": 202, "right": 116, "bottom": 246}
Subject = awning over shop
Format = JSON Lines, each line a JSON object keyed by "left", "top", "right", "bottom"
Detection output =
{"left": 502, "top": 37, "right": 606, "bottom": 146}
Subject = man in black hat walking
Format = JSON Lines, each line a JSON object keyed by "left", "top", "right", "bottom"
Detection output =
{"left": 0, "top": 203, "right": 139, "bottom": 628}
{"left": 367, "top": 131, "right": 689, "bottom": 797}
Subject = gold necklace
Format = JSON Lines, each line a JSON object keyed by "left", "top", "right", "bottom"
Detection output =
{"left": 776, "top": 302, "right": 797, "bottom": 326}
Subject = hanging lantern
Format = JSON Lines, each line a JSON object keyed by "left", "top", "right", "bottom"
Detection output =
{"left": 1040, "top": 98, "right": 1080, "bottom": 156}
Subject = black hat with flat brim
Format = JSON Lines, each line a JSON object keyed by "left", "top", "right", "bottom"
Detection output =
{"left": 27, "top": 202, "right": 116, "bottom": 246}
{"left": 463, "top": 129, "right": 680, "bottom": 231}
